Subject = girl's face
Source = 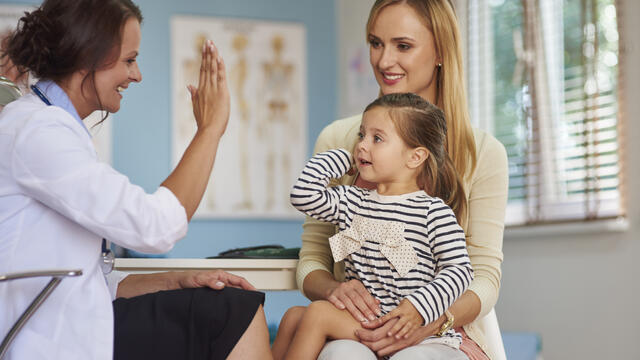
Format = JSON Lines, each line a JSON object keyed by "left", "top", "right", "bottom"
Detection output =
{"left": 356, "top": 106, "right": 417, "bottom": 193}
{"left": 368, "top": 3, "right": 440, "bottom": 103}
{"left": 84, "top": 18, "right": 142, "bottom": 117}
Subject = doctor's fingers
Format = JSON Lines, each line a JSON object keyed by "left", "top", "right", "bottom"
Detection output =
{"left": 213, "top": 270, "right": 256, "bottom": 291}
{"left": 196, "top": 40, "right": 215, "bottom": 94}
{"left": 198, "top": 41, "right": 210, "bottom": 91}
{"left": 225, "top": 273, "right": 256, "bottom": 291}
{"left": 215, "top": 55, "right": 227, "bottom": 89}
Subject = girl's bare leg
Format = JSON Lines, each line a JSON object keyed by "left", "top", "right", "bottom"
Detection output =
{"left": 227, "top": 305, "right": 273, "bottom": 360}
{"left": 272, "top": 306, "right": 306, "bottom": 360}
{"left": 284, "top": 300, "right": 363, "bottom": 360}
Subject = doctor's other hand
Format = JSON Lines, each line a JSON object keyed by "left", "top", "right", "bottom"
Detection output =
{"left": 175, "top": 270, "right": 257, "bottom": 292}
{"left": 188, "top": 39, "right": 230, "bottom": 139}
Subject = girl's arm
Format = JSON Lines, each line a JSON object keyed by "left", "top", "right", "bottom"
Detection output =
{"left": 406, "top": 200, "right": 474, "bottom": 326}
{"left": 290, "top": 148, "right": 353, "bottom": 225}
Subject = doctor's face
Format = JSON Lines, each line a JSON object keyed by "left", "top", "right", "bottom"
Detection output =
{"left": 91, "top": 18, "right": 142, "bottom": 114}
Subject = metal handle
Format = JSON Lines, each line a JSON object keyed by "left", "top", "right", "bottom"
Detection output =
{"left": 0, "top": 76, "right": 22, "bottom": 106}
{"left": 0, "top": 269, "right": 82, "bottom": 359}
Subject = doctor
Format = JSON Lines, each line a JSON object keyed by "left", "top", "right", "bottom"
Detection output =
{"left": 0, "top": 0, "right": 272, "bottom": 359}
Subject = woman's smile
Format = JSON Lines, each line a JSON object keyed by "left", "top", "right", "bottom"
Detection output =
{"left": 380, "top": 71, "right": 404, "bottom": 85}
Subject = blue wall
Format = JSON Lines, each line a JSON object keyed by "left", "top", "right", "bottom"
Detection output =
{"left": 1, "top": 0, "right": 335, "bottom": 324}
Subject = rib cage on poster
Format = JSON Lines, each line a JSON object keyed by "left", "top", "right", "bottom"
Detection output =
{"left": 171, "top": 16, "right": 307, "bottom": 219}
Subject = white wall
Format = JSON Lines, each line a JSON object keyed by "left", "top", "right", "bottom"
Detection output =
{"left": 496, "top": 1, "right": 640, "bottom": 358}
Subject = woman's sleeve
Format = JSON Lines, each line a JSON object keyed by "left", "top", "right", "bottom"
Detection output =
{"left": 465, "top": 133, "right": 509, "bottom": 318}
{"left": 11, "top": 109, "right": 188, "bottom": 254}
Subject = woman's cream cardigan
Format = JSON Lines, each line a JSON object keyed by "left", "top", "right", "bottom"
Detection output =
{"left": 296, "top": 114, "right": 509, "bottom": 359}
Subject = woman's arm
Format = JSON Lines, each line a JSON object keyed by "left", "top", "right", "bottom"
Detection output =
{"left": 458, "top": 131, "right": 508, "bottom": 319}
{"left": 161, "top": 40, "right": 229, "bottom": 221}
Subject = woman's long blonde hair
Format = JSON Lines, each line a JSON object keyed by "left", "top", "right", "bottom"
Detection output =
{"left": 366, "top": 0, "right": 477, "bottom": 190}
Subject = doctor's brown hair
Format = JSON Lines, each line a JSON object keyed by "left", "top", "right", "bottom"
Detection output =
{"left": 364, "top": 93, "right": 466, "bottom": 222}
{"left": 1, "top": 0, "right": 142, "bottom": 107}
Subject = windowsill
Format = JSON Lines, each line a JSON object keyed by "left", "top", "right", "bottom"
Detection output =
{"left": 504, "top": 217, "right": 629, "bottom": 239}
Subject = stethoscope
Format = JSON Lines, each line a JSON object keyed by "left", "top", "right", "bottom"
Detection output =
{"left": 32, "top": 84, "right": 115, "bottom": 275}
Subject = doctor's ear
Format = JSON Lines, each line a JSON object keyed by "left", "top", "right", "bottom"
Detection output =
{"left": 407, "top": 147, "right": 429, "bottom": 169}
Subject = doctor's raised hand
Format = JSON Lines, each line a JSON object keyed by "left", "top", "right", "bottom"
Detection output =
{"left": 188, "top": 40, "right": 230, "bottom": 137}
{"left": 162, "top": 40, "right": 230, "bottom": 221}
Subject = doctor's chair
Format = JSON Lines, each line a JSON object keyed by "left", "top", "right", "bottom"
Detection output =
{"left": 0, "top": 270, "right": 82, "bottom": 359}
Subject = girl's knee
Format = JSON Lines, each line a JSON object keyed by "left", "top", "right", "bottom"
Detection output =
{"left": 307, "top": 300, "right": 334, "bottom": 313}
{"left": 283, "top": 306, "right": 306, "bottom": 322}
{"left": 280, "top": 306, "right": 306, "bottom": 332}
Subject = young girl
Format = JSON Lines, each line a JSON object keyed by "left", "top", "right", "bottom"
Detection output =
{"left": 273, "top": 93, "right": 473, "bottom": 360}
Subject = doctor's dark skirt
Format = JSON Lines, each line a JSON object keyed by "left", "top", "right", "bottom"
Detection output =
{"left": 112, "top": 286, "right": 265, "bottom": 360}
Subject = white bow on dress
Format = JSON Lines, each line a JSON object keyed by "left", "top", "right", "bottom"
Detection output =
{"left": 329, "top": 215, "right": 418, "bottom": 277}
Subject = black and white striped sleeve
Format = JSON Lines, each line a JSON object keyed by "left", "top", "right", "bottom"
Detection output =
{"left": 290, "top": 149, "right": 352, "bottom": 225}
{"left": 406, "top": 200, "right": 474, "bottom": 325}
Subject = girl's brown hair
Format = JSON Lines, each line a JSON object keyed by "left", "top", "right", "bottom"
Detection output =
{"left": 364, "top": 92, "right": 466, "bottom": 221}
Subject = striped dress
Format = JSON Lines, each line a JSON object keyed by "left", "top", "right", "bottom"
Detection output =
{"left": 290, "top": 149, "right": 474, "bottom": 346}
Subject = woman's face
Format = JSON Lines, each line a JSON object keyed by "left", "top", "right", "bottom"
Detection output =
{"left": 368, "top": 3, "right": 440, "bottom": 103}
{"left": 88, "top": 18, "right": 142, "bottom": 116}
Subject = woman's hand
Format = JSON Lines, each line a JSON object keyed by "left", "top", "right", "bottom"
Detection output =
{"left": 326, "top": 279, "right": 381, "bottom": 323}
{"left": 374, "top": 299, "right": 423, "bottom": 339}
{"left": 188, "top": 39, "right": 230, "bottom": 138}
{"left": 356, "top": 313, "right": 441, "bottom": 357}
{"left": 175, "top": 270, "right": 256, "bottom": 291}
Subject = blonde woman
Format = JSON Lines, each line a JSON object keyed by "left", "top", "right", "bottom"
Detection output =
{"left": 296, "top": 1, "right": 508, "bottom": 359}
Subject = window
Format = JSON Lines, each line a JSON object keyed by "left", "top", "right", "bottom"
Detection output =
{"left": 462, "top": 0, "right": 624, "bottom": 227}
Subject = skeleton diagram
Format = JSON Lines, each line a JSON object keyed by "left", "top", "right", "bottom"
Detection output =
{"left": 258, "top": 35, "right": 297, "bottom": 210}
{"left": 229, "top": 34, "right": 253, "bottom": 210}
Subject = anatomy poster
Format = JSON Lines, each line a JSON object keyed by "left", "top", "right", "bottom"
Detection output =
{"left": 171, "top": 16, "right": 307, "bottom": 219}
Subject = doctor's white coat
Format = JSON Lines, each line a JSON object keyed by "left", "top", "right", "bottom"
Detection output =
{"left": 0, "top": 93, "right": 188, "bottom": 359}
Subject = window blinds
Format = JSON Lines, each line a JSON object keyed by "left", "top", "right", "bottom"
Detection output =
{"left": 464, "top": 0, "right": 624, "bottom": 226}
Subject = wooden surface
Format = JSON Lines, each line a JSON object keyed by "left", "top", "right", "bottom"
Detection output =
{"left": 114, "top": 258, "right": 298, "bottom": 291}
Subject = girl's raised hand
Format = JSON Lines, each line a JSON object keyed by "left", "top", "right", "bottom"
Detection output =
{"left": 188, "top": 39, "right": 230, "bottom": 138}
